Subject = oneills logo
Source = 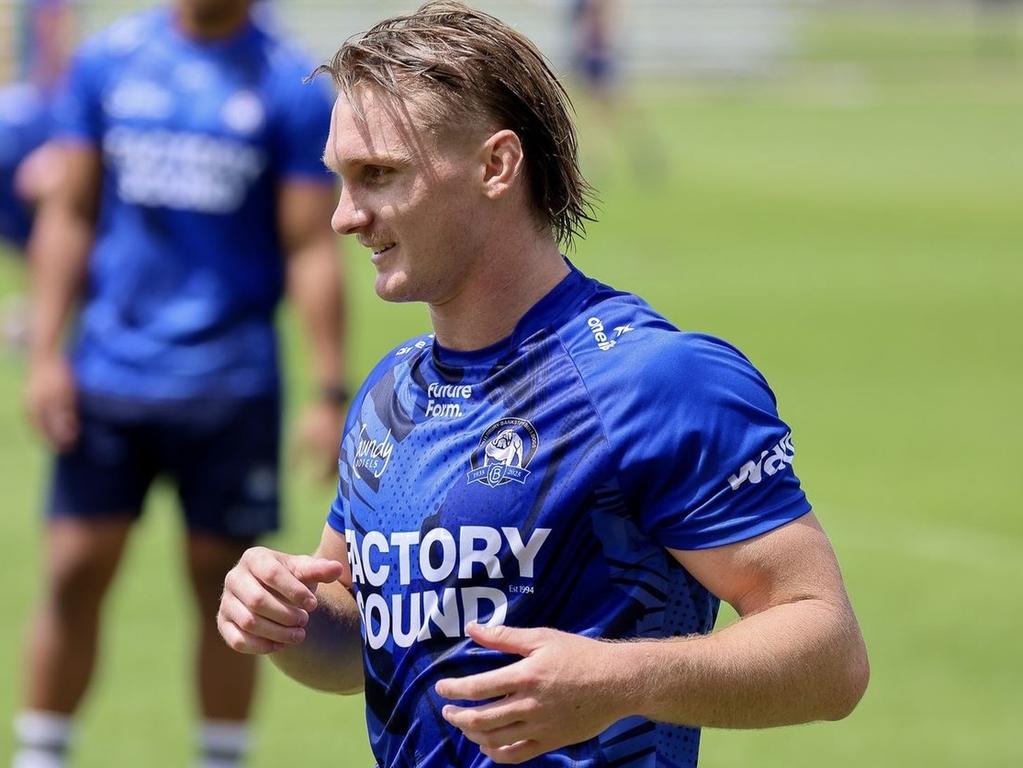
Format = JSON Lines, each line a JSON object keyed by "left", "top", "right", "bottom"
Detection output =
{"left": 727, "top": 432, "right": 795, "bottom": 491}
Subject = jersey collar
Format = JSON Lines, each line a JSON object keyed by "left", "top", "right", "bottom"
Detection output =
{"left": 430, "top": 259, "right": 594, "bottom": 370}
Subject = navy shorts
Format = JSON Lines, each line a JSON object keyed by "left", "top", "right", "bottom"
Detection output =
{"left": 574, "top": 52, "right": 615, "bottom": 89}
{"left": 47, "top": 391, "right": 281, "bottom": 540}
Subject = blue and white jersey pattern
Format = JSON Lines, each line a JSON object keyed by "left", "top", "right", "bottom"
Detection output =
{"left": 327, "top": 264, "right": 811, "bottom": 768}
{"left": 53, "top": 8, "right": 333, "bottom": 399}
{"left": 0, "top": 83, "right": 52, "bottom": 248}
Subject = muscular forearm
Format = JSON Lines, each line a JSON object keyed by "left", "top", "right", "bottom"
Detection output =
{"left": 438, "top": 516, "right": 867, "bottom": 758}
{"left": 612, "top": 597, "right": 869, "bottom": 728}
{"left": 286, "top": 236, "right": 345, "bottom": 389}
{"left": 269, "top": 580, "right": 364, "bottom": 694}
{"left": 27, "top": 201, "right": 92, "bottom": 360}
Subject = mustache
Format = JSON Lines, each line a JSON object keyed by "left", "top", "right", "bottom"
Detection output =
{"left": 358, "top": 236, "right": 395, "bottom": 249}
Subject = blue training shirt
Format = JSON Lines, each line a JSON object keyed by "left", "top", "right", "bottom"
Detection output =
{"left": 327, "top": 264, "right": 811, "bottom": 768}
{"left": 53, "top": 8, "right": 333, "bottom": 400}
{"left": 0, "top": 83, "right": 51, "bottom": 248}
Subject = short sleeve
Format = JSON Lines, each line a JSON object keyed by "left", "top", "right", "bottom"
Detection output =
{"left": 327, "top": 381, "right": 364, "bottom": 536}
{"left": 327, "top": 478, "right": 347, "bottom": 535}
{"left": 607, "top": 333, "right": 811, "bottom": 550}
{"left": 269, "top": 69, "right": 333, "bottom": 182}
{"left": 52, "top": 45, "right": 105, "bottom": 144}
{"left": 324, "top": 343, "right": 415, "bottom": 536}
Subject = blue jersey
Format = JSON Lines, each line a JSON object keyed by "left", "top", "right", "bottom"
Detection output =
{"left": 328, "top": 264, "right": 811, "bottom": 768}
{"left": 53, "top": 9, "right": 333, "bottom": 400}
{"left": 0, "top": 84, "right": 51, "bottom": 248}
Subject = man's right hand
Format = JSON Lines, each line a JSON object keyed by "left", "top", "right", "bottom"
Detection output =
{"left": 218, "top": 547, "right": 346, "bottom": 655}
{"left": 25, "top": 354, "right": 79, "bottom": 452}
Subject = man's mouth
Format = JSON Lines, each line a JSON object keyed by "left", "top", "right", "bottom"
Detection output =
{"left": 370, "top": 243, "right": 396, "bottom": 257}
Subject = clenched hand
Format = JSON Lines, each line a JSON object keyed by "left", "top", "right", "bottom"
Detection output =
{"left": 218, "top": 547, "right": 345, "bottom": 654}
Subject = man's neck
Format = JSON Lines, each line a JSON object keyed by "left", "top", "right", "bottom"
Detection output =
{"left": 429, "top": 236, "right": 569, "bottom": 353}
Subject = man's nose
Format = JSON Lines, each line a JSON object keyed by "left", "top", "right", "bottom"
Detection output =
{"left": 332, "top": 185, "right": 370, "bottom": 235}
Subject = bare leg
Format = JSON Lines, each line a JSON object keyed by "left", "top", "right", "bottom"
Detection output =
{"left": 23, "top": 516, "right": 133, "bottom": 713}
{"left": 185, "top": 532, "right": 257, "bottom": 721}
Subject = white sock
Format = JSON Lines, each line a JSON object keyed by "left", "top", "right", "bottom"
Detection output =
{"left": 197, "top": 719, "right": 251, "bottom": 768}
{"left": 12, "top": 710, "right": 73, "bottom": 768}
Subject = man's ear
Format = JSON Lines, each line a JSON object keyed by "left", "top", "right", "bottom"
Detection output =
{"left": 480, "top": 129, "right": 525, "bottom": 200}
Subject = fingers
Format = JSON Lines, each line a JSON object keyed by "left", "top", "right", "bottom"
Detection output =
{"left": 220, "top": 594, "right": 307, "bottom": 643}
{"left": 442, "top": 695, "right": 548, "bottom": 763}
{"left": 218, "top": 612, "right": 298, "bottom": 655}
{"left": 436, "top": 624, "right": 553, "bottom": 701}
{"left": 442, "top": 696, "right": 535, "bottom": 736}
{"left": 240, "top": 549, "right": 337, "bottom": 611}
{"left": 291, "top": 554, "right": 345, "bottom": 591}
{"left": 40, "top": 404, "right": 79, "bottom": 452}
{"left": 218, "top": 616, "right": 285, "bottom": 655}
{"left": 291, "top": 443, "right": 338, "bottom": 485}
{"left": 224, "top": 568, "right": 311, "bottom": 627}
{"left": 443, "top": 700, "right": 547, "bottom": 764}
{"left": 466, "top": 622, "right": 547, "bottom": 656}
{"left": 463, "top": 723, "right": 534, "bottom": 753}
{"left": 25, "top": 360, "right": 79, "bottom": 451}
{"left": 218, "top": 547, "right": 342, "bottom": 655}
{"left": 219, "top": 589, "right": 307, "bottom": 649}
{"left": 482, "top": 740, "right": 545, "bottom": 765}
{"left": 293, "top": 404, "right": 344, "bottom": 484}
{"left": 436, "top": 659, "right": 530, "bottom": 702}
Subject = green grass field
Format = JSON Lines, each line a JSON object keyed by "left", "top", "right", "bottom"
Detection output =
{"left": 2, "top": 8, "right": 1021, "bottom": 766}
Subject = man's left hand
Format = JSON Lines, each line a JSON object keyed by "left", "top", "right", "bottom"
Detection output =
{"left": 294, "top": 401, "right": 346, "bottom": 482}
{"left": 435, "top": 623, "right": 628, "bottom": 764}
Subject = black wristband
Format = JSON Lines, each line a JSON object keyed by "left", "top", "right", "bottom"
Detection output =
{"left": 319, "top": 384, "right": 351, "bottom": 406}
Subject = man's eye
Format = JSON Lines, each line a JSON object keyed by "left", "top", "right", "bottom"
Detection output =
{"left": 365, "top": 166, "right": 391, "bottom": 182}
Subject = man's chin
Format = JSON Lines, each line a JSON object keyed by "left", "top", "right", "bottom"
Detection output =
{"left": 374, "top": 273, "right": 417, "bottom": 303}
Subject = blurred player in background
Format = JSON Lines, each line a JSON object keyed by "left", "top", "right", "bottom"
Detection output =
{"left": 0, "top": 0, "right": 75, "bottom": 346}
{"left": 217, "top": 3, "right": 867, "bottom": 767}
{"left": 975, "top": 0, "right": 1022, "bottom": 57}
{"left": 0, "top": 86, "right": 56, "bottom": 259}
{"left": 569, "top": 0, "right": 618, "bottom": 103}
{"left": 15, "top": 0, "right": 76, "bottom": 92}
{"left": 13, "top": 0, "right": 347, "bottom": 766}
{"left": 566, "top": 0, "right": 661, "bottom": 181}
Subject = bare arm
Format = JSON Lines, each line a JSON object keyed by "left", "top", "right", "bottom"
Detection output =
{"left": 620, "top": 511, "right": 869, "bottom": 727}
{"left": 280, "top": 179, "right": 346, "bottom": 395}
{"left": 437, "top": 512, "right": 868, "bottom": 763}
{"left": 218, "top": 523, "right": 364, "bottom": 694}
{"left": 24, "top": 143, "right": 100, "bottom": 450}
{"left": 279, "top": 180, "right": 349, "bottom": 479}
{"left": 269, "top": 524, "right": 365, "bottom": 693}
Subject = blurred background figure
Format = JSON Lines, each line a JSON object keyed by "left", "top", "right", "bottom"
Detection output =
{"left": 569, "top": 0, "right": 618, "bottom": 103}
{"left": 565, "top": 0, "right": 625, "bottom": 173}
{"left": 12, "top": 0, "right": 346, "bottom": 766}
{"left": 0, "top": 84, "right": 54, "bottom": 267}
{"left": 0, "top": 0, "right": 75, "bottom": 347}
{"left": 564, "top": 0, "right": 667, "bottom": 183}
{"left": 16, "top": 0, "right": 76, "bottom": 90}
{"left": 976, "top": 0, "right": 1022, "bottom": 57}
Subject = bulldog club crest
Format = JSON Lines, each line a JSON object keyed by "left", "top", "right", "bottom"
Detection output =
{"left": 466, "top": 417, "right": 539, "bottom": 488}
